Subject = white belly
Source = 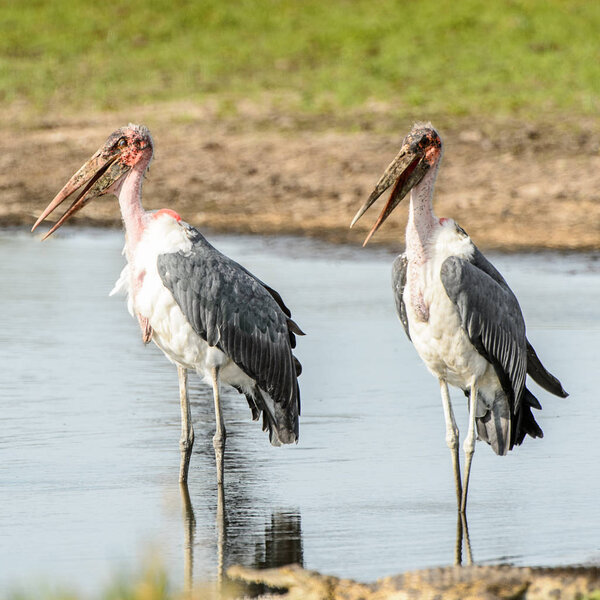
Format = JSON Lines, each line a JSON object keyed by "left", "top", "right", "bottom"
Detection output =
{"left": 404, "top": 220, "right": 495, "bottom": 391}
{"left": 110, "top": 215, "right": 255, "bottom": 393}
{"left": 402, "top": 220, "right": 511, "bottom": 452}
{"left": 407, "top": 281, "right": 489, "bottom": 389}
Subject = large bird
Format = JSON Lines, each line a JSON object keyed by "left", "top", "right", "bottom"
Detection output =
{"left": 32, "top": 124, "right": 303, "bottom": 485}
{"left": 351, "top": 122, "right": 567, "bottom": 513}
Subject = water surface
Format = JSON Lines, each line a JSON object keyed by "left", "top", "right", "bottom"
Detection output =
{"left": 0, "top": 228, "right": 598, "bottom": 595}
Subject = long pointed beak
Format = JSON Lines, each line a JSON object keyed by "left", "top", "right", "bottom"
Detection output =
{"left": 350, "top": 144, "right": 430, "bottom": 246}
{"left": 32, "top": 150, "right": 130, "bottom": 239}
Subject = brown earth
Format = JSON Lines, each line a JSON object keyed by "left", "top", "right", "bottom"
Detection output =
{"left": 2, "top": 102, "right": 599, "bottom": 251}
{"left": 228, "top": 562, "right": 600, "bottom": 600}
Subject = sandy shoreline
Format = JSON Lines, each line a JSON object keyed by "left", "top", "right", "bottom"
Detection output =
{"left": 3, "top": 104, "right": 599, "bottom": 251}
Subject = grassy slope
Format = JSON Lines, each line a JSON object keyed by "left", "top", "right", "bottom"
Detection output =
{"left": 1, "top": 0, "right": 598, "bottom": 119}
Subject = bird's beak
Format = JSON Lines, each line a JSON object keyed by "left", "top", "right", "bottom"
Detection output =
{"left": 350, "top": 143, "right": 430, "bottom": 246}
{"left": 31, "top": 146, "right": 131, "bottom": 239}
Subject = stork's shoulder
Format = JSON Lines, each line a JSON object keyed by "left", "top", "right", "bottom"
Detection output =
{"left": 431, "top": 218, "right": 474, "bottom": 265}
{"left": 139, "top": 210, "right": 195, "bottom": 258}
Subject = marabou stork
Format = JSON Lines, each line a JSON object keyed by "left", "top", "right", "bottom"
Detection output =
{"left": 351, "top": 122, "right": 567, "bottom": 513}
{"left": 32, "top": 124, "right": 303, "bottom": 485}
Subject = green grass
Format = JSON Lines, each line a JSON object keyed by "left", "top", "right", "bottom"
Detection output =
{"left": 0, "top": 0, "right": 599, "bottom": 118}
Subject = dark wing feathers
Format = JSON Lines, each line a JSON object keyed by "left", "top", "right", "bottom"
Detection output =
{"left": 468, "top": 245, "right": 511, "bottom": 288}
{"left": 442, "top": 245, "right": 567, "bottom": 450}
{"left": 391, "top": 253, "right": 411, "bottom": 341}
{"left": 440, "top": 254, "right": 527, "bottom": 412}
{"left": 157, "top": 230, "right": 301, "bottom": 415}
{"left": 513, "top": 387, "right": 544, "bottom": 445}
{"left": 236, "top": 263, "right": 304, "bottom": 347}
{"left": 468, "top": 247, "right": 568, "bottom": 398}
{"left": 526, "top": 341, "right": 568, "bottom": 398}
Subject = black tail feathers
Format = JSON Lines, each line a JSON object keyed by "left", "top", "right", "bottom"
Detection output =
{"left": 526, "top": 341, "right": 568, "bottom": 398}
{"left": 510, "top": 341, "right": 567, "bottom": 447}
{"left": 511, "top": 387, "right": 544, "bottom": 448}
{"left": 471, "top": 386, "right": 544, "bottom": 455}
{"left": 241, "top": 385, "right": 299, "bottom": 446}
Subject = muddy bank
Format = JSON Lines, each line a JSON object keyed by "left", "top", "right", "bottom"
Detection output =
{"left": 229, "top": 563, "right": 600, "bottom": 600}
{"left": 2, "top": 103, "right": 599, "bottom": 250}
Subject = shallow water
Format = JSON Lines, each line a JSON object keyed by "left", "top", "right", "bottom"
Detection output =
{"left": 1, "top": 227, "right": 599, "bottom": 595}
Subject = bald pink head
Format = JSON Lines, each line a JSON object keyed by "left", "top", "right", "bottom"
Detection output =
{"left": 32, "top": 123, "right": 154, "bottom": 238}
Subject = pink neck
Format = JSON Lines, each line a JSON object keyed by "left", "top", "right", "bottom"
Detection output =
{"left": 116, "top": 163, "right": 149, "bottom": 262}
{"left": 405, "top": 165, "right": 439, "bottom": 264}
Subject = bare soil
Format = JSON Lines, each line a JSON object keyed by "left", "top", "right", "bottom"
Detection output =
{"left": 2, "top": 102, "right": 599, "bottom": 251}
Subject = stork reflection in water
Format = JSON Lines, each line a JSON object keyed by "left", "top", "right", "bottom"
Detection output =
{"left": 179, "top": 481, "right": 304, "bottom": 593}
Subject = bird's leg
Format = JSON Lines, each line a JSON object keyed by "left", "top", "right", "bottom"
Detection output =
{"left": 178, "top": 366, "right": 195, "bottom": 483}
{"left": 211, "top": 366, "right": 227, "bottom": 486}
{"left": 460, "top": 378, "right": 478, "bottom": 514}
{"left": 439, "top": 379, "right": 462, "bottom": 509}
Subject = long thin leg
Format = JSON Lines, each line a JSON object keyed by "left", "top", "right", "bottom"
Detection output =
{"left": 211, "top": 366, "right": 227, "bottom": 486}
{"left": 439, "top": 379, "right": 462, "bottom": 509}
{"left": 178, "top": 365, "right": 195, "bottom": 483}
{"left": 460, "top": 378, "right": 478, "bottom": 514}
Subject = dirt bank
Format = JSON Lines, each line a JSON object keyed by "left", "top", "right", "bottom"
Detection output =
{"left": 2, "top": 103, "right": 599, "bottom": 251}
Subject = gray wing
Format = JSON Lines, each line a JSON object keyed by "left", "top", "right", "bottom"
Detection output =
{"left": 391, "top": 253, "right": 410, "bottom": 341}
{"left": 440, "top": 252, "right": 527, "bottom": 411}
{"left": 157, "top": 227, "right": 301, "bottom": 413}
{"left": 469, "top": 247, "right": 567, "bottom": 398}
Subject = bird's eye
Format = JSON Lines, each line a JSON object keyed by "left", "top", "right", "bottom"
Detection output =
{"left": 117, "top": 137, "right": 127, "bottom": 149}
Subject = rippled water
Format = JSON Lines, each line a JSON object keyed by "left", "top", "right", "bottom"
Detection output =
{"left": 1, "top": 227, "right": 599, "bottom": 595}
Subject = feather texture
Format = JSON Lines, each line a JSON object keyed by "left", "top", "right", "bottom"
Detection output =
{"left": 441, "top": 254, "right": 527, "bottom": 414}
{"left": 157, "top": 226, "right": 302, "bottom": 439}
{"left": 391, "top": 253, "right": 411, "bottom": 341}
